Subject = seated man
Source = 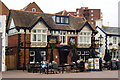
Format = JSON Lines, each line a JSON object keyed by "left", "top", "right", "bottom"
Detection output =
{"left": 51, "top": 61, "right": 59, "bottom": 73}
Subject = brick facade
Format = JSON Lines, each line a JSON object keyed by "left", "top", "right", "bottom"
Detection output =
{"left": 22, "top": 2, "right": 43, "bottom": 13}
{"left": 0, "top": 1, "right": 9, "bottom": 16}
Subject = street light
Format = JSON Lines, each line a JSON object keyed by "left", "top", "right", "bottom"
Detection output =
{"left": 98, "top": 35, "right": 103, "bottom": 47}
{"left": 98, "top": 35, "right": 103, "bottom": 57}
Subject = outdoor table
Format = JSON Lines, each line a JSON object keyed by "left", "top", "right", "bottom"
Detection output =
{"left": 58, "top": 64, "right": 73, "bottom": 73}
{"left": 27, "top": 63, "right": 42, "bottom": 73}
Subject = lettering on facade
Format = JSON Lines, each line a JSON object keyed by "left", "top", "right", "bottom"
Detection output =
{"left": 31, "top": 42, "right": 47, "bottom": 47}
{"left": 78, "top": 44, "right": 91, "bottom": 48}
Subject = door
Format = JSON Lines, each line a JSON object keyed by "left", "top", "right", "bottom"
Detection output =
{"left": 5, "top": 55, "right": 17, "bottom": 70}
{"left": 59, "top": 51, "right": 69, "bottom": 64}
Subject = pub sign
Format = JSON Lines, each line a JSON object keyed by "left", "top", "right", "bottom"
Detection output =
{"left": 48, "top": 36, "right": 58, "bottom": 44}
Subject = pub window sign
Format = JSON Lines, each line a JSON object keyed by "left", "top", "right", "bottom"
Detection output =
{"left": 48, "top": 36, "right": 58, "bottom": 44}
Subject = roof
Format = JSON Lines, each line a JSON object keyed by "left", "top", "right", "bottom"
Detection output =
{"left": 21, "top": 2, "right": 43, "bottom": 13}
{"left": 0, "top": 1, "right": 9, "bottom": 15}
{"left": 7, "top": 10, "right": 97, "bottom": 32}
{"left": 102, "top": 26, "right": 120, "bottom": 34}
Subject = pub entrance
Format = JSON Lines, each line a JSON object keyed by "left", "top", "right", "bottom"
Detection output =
{"left": 59, "top": 46, "right": 70, "bottom": 64}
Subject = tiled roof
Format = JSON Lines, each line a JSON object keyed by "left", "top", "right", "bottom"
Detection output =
{"left": 7, "top": 10, "right": 97, "bottom": 31}
{"left": 102, "top": 26, "right": 120, "bottom": 34}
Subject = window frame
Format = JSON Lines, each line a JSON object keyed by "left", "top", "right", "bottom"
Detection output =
{"left": 55, "top": 15, "right": 69, "bottom": 24}
{"left": 78, "top": 32, "right": 91, "bottom": 44}
{"left": 31, "top": 29, "right": 47, "bottom": 42}
{"left": 32, "top": 8, "right": 36, "bottom": 12}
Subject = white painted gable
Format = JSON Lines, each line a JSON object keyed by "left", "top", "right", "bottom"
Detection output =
{"left": 33, "top": 21, "right": 48, "bottom": 29}
{"left": 10, "top": 19, "right": 15, "bottom": 29}
{"left": 81, "top": 25, "right": 92, "bottom": 32}
{"left": 8, "top": 19, "right": 18, "bottom": 35}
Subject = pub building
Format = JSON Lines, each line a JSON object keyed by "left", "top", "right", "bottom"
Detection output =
{"left": 6, "top": 10, "right": 98, "bottom": 70}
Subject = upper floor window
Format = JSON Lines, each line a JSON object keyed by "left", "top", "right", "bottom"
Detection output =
{"left": 60, "top": 32, "right": 67, "bottom": 44}
{"left": 78, "top": 32, "right": 91, "bottom": 44}
{"left": 32, "top": 8, "right": 36, "bottom": 12}
{"left": 91, "top": 18, "right": 94, "bottom": 20}
{"left": 113, "top": 37, "right": 117, "bottom": 44}
{"left": 0, "top": 22, "right": 1, "bottom": 28}
{"left": 91, "top": 14, "right": 94, "bottom": 16}
{"left": 91, "top": 10, "right": 94, "bottom": 12}
{"left": 55, "top": 15, "right": 69, "bottom": 24}
{"left": 31, "top": 29, "right": 47, "bottom": 42}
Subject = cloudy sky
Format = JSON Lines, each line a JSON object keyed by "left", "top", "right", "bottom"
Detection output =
{"left": 2, "top": 0, "right": 120, "bottom": 27}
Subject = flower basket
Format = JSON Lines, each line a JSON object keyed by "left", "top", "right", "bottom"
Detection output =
{"left": 109, "top": 42, "right": 113, "bottom": 46}
{"left": 118, "top": 43, "right": 120, "bottom": 46}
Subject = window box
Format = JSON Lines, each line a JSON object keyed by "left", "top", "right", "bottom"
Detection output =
{"left": 109, "top": 42, "right": 113, "bottom": 46}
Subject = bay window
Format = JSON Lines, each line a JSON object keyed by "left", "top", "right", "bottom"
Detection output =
{"left": 31, "top": 29, "right": 47, "bottom": 42}
{"left": 79, "top": 32, "right": 91, "bottom": 44}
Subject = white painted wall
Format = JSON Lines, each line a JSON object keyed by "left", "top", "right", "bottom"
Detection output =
{"left": 0, "top": 15, "right": 6, "bottom": 71}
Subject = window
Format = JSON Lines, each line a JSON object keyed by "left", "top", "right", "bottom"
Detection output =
{"left": 60, "top": 32, "right": 67, "bottom": 44}
{"left": 91, "top": 18, "right": 94, "bottom": 20}
{"left": 91, "top": 10, "right": 94, "bottom": 12}
{"left": 55, "top": 15, "right": 69, "bottom": 24}
{"left": 91, "top": 22, "right": 94, "bottom": 24}
{"left": 113, "top": 37, "right": 117, "bottom": 44}
{"left": 91, "top": 14, "right": 94, "bottom": 16}
{"left": 31, "top": 29, "right": 47, "bottom": 42}
{"left": 0, "top": 22, "right": 1, "bottom": 28}
{"left": 79, "top": 32, "right": 91, "bottom": 44}
{"left": 32, "top": 8, "right": 36, "bottom": 12}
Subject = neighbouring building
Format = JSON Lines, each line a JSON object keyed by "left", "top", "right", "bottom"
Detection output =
{"left": 96, "top": 19, "right": 120, "bottom": 62}
{"left": 0, "top": 1, "right": 9, "bottom": 71}
{"left": 6, "top": 9, "right": 98, "bottom": 70}
{"left": 56, "top": 7, "right": 102, "bottom": 27}
{"left": 118, "top": 1, "right": 120, "bottom": 27}
{"left": 21, "top": 2, "right": 43, "bottom": 13}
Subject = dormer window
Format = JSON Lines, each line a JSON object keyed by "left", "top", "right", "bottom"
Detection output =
{"left": 55, "top": 15, "right": 69, "bottom": 24}
{"left": 32, "top": 8, "right": 36, "bottom": 12}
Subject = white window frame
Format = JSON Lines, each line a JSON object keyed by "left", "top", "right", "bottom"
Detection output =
{"left": 113, "top": 37, "right": 117, "bottom": 44}
{"left": 91, "top": 10, "right": 94, "bottom": 12}
{"left": 78, "top": 32, "right": 91, "bottom": 44}
{"left": 32, "top": 8, "right": 36, "bottom": 12}
{"left": 91, "top": 18, "right": 94, "bottom": 20}
{"left": 31, "top": 29, "right": 47, "bottom": 42}
{"left": 91, "top": 14, "right": 94, "bottom": 16}
{"left": 60, "top": 31, "right": 67, "bottom": 44}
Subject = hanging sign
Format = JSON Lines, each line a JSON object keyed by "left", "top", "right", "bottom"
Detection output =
{"left": 48, "top": 36, "right": 58, "bottom": 44}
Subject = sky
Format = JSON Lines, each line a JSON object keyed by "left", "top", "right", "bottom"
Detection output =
{"left": 2, "top": 0, "right": 120, "bottom": 27}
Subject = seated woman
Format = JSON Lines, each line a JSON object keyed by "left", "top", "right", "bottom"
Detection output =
{"left": 41, "top": 61, "right": 47, "bottom": 73}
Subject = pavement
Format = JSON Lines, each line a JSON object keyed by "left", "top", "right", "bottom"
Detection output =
{"left": 1, "top": 70, "right": 119, "bottom": 78}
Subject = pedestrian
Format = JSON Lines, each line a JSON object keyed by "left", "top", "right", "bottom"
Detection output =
{"left": 84, "top": 61, "right": 89, "bottom": 71}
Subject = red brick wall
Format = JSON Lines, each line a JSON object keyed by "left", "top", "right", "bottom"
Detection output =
{"left": 24, "top": 2, "right": 43, "bottom": 13}
{"left": 0, "top": 1, "right": 9, "bottom": 15}
{"left": 8, "top": 34, "right": 18, "bottom": 47}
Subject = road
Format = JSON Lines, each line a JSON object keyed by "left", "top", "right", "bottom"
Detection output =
{"left": 1, "top": 70, "right": 119, "bottom": 78}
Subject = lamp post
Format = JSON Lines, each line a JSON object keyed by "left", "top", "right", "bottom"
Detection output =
{"left": 98, "top": 35, "right": 103, "bottom": 57}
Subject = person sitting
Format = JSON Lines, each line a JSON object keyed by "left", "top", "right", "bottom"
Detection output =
{"left": 51, "top": 61, "right": 59, "bottom": 74}
{"left": 41, "top": 61, "right": 47, "bottom": 73}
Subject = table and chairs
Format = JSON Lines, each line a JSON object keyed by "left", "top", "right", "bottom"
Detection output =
{"left": 27, "top": 62, "right": 75, "bottom": 74}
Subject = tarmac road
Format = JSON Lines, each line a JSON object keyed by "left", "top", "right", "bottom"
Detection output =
{"left": 1, "top": 70, "right": 119, "bottom": 78}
